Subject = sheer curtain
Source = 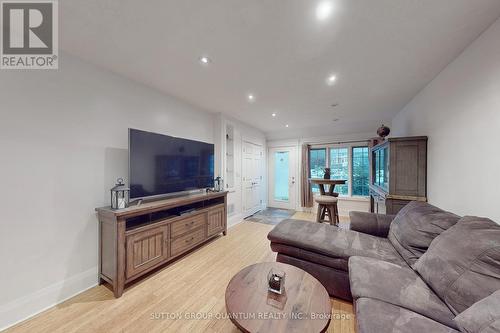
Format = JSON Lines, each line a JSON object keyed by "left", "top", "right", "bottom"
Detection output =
{"left": 300, "top": 144, "right": 313, "bottom": 208}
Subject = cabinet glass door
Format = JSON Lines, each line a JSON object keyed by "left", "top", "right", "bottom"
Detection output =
{"left": 382, "top": 147, "right": 389, "bottom": 190}
{"left": 373, "top": 146, "right": 389, "bottom": 190}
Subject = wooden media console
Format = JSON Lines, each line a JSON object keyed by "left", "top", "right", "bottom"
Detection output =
{"left": 96, "top": 191, "right": 228, "bottom": 297}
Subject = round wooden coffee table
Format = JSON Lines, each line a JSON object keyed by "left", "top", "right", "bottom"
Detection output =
{"left": 225, "top": 262, "right": 331, "bottom": 333}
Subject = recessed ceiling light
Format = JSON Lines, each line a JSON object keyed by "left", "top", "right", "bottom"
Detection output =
{"left": 199, "top": 56, "right": 210, "bottom": 65}
{"left": 272, "top": 113, "right": 277, "bottom": 117}
{"left": 285, "top": 124, "right": 289, "bottom": 128}
{"left": 316, "top": 1, "right": 333, "bottom": 21}
{"left": 247, "top": 94, "right": 255, "bottom": 102}
{"left": 326, "top": 74, "right": 337, "bottom": 86}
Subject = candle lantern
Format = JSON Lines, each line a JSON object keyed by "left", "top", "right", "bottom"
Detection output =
{"left": 267, "top": 268, "right": 286, "bottom": 295}
{"left": 110, "top": 178, "right": 129, "bottom": 210}
{"left": 214, "top": 176, "right": 224, "bottom": 192}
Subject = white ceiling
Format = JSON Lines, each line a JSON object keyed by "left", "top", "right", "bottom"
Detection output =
{"left": 60, "top": 0, "right": 500, "bottom": 139}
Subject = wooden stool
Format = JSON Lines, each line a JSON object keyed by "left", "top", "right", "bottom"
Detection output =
{"left": 315, "top": 195, "right": 339, "bottom": 225}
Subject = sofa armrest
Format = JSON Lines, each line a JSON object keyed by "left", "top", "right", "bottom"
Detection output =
{"left": 349, "top": 211, "right": 396, "bottom": 238}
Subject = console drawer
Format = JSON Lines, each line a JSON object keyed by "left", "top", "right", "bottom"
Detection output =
{"left": 171, "top": 213, "right": 206, "bottom": 238}
{"left": 171, "top": 227, "right": 205, "bottom": 257}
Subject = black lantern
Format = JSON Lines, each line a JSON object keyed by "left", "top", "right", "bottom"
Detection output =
{"left": 111, "top": 178, "right": 129, "bottom": 210}
{"left": 214, "top": 176, "right": 224, "bottom": 192}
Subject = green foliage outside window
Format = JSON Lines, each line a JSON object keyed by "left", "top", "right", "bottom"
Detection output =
{"left": 352, "top": 147, "right": 370, "bottom": 196}
{"left": 330, "top": 148, "right": 349, "bottom": 196}
{"left": 309, "top": 148, "right": 326, "bottom": 192}
{"left": 308, "top": 146, "right": 370, "bottom": 197}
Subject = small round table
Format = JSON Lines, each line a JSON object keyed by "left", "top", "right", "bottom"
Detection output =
{"left": 309, "top": 178, "right": 347, "bottom": 196}
{"left": 225, "top": 262, "right": 331, "bottom": 333}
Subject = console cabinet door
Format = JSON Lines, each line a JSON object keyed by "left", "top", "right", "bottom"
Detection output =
{"left": 207, "top": 206, "right": 225, "bottom": 237}
{"left": 126, "top": 225, "right": 169, "bottom": 279}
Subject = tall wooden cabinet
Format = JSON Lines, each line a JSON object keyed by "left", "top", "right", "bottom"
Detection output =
{"left": 370, "top": 136, "right": 427, "bottom": 215}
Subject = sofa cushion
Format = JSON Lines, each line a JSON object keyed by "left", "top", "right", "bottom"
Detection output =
{"left": 454, "top": 290, "right": 500, "bottom": 333}
{"left": 388, "top": 201, "right": 460, "bottom": 266}
{"left": 356, "top": 298, "right": 460, "bottom": 333}
{"left": 414, "top": 216, "right": 500, "bottom": 315}
{"left": 268, "top": 219, "right": 407, "bottom": 270}
{"left": 349, "top": 256, "right": 457, "bottom": 329}
{"left": 271, "top": 243, "right": 352, "bottom": 272}
{"left": 276, "top": 253, "right": 353, "bottom": 301}
{"left": 349, "top": 211, "right": 396, "bottom": 237}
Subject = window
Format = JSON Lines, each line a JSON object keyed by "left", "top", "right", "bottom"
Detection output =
{"left": 352, "top": 147, "right": 370, "bottom": 196}
{"left": 309, "top": 148, "right": 326, "bottom": 192}
{"left": 329, "top": 148, "right": 349, "bottom": 196}
{"left": 308, "top": 145, "right": 370, "bottom": 197}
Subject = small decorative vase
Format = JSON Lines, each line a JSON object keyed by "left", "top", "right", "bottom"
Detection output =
{"left": 377, "top": 124, "right": 391, "bottom": 139}
{"left": 323, "top": 168, "right": 331, "bottom": 179}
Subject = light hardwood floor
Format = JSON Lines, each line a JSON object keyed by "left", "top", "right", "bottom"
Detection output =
{"left": 292, "top": 211, "right": 351, "bottom": 228}
{"left": 5, "top": 218, "right": 356, "bottom": 333}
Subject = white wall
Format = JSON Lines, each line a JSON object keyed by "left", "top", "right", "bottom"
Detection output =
{"left": 392, "top": 17, "right": 500, "bottom": 222}
{"left": 215, "top": 114, "right": 267, "bottom": 227}
{"left": 0, "top": 53, "right": 217, "bottom": 329}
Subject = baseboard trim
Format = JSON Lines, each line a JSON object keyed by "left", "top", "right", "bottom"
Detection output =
{"left": 227, "top": 213, "right": 244, "bottom": 228}
{"left": 0, "top": 267, "right": 98, "bottom": 331}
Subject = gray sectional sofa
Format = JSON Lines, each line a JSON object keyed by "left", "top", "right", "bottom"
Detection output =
{"left": 267, "top": 201, "right": 500, "bottom": 333}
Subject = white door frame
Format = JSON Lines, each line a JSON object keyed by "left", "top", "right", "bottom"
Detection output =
{"left": 268, "top": 146, "right": 298, "bottom": 210}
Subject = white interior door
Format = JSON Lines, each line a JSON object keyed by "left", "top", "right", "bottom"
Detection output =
{"left": 242, "top": 141, "right": 263, "bottom": 216}
{"left": 268, "top": 147, "right": 297, "bottom": 210}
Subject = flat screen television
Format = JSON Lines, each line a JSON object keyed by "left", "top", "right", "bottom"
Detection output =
{"left": 129, "top": 128, "right": 214, "bottom": 199}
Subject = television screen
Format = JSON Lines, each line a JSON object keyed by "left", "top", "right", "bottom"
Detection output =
{"left": 129, "top": 129, "right": 214, "bottom": 199}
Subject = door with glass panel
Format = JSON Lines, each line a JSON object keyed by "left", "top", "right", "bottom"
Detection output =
{"left": 268, "top": 147, "right": 297, "bottom": 210}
